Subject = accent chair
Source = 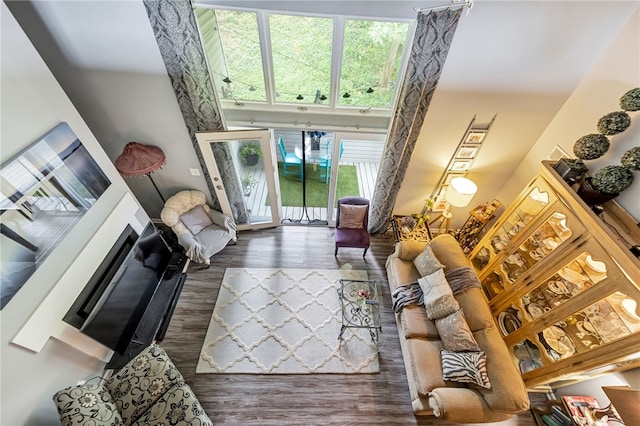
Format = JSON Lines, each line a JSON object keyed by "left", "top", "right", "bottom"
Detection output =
{"left": 53, "top": 344, "right": 212, "bottom": 425}
{"left": 160, "top": 190, "right": 236, "bottom": 265}
{"left": 318, "top": 141, "right": 344, "bottom": 183}
{"left": 335, "top": 196, "right": 370, "bottom": 257}
{"left": 277, "top": 136, "right": 303, "bottom": 180}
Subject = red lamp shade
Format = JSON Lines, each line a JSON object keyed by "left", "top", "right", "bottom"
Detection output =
{"left": 114, "top": 142, "right": 166, "bottom": 177}
{"left": 114, "top": 142, "right": 167, "bottom": 203}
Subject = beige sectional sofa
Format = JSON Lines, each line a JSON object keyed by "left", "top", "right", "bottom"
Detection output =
{"left": 386, "top": 234, "right": 530, "bottom": 423}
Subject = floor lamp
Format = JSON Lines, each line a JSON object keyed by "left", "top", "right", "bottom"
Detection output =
{"left": 114, "top": 142, "right": 167, "bottom": 203}
{"left": 429, "top": 177, "right": 478, "bottom": 234}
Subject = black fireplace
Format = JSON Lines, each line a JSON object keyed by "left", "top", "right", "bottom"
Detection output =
{"left": 63, "top": 223, "right": 187, "bottom": 368}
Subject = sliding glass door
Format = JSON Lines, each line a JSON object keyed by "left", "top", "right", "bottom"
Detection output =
{"left": 274, "top": 129, "right": 385, "bottom": 226}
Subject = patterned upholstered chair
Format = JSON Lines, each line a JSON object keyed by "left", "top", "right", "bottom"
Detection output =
{"left": 335, "top": 196, "right": 370, "bottom": 257}
{"left": 53, "top": 344, "right": 212, "bottom": 426}
{"left": 161, "top": 189, "right": 237, "bottom": 265}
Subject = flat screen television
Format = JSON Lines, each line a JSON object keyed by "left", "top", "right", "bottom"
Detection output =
{"left": 64, "top": 223, "right": 173, "bottom": 355}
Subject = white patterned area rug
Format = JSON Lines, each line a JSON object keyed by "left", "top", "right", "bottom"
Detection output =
{"left": 196, "top": 268, "right": 380, "bottom": 374}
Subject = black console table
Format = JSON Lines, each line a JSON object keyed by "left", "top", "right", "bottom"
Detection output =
{"left": 106, "top": 251, "right": 188, "bottom": 370}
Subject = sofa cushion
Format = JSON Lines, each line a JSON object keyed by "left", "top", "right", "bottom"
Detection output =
{"left": 180, "top": 206, "right": 213, "bottom": 235}
{"left": 418, "top": 269, "right": 460, "bottom": 320}
{"left": 132, "top": 383, "right": 212, "bottom": 426}
{"left": 387, "top": 257, "right": 422, "bottom": 291}
{"left": 455, "top": 288, "right": 495, "bottom": 332}
{"left": 406, "top": 338, "right": 446, "bottom": 396}
{"left": 400, "top": 305, "right": 439, "bottom": 339}
{"left": 53, "top": 383, "right": 123, "bottom": 426}
{"left": 429, "top": 234, "right": 471, "bottom": 270}
{"left": 106, "top": 344, "right": 184, "bottom": 425}
{"left": 435, "top": 309, "right": 481, "bottom": 352}
{"left": 441, "top": 350, "right": 491, "bottom": 389}
{"left": 395, "top": 240, "right": 428, "bottom": 261}
{"left": 412, "top": 245, "right": 444, "bottom": 276}
{"left": 471, "top": 327, "right": 531, "bottom": 413}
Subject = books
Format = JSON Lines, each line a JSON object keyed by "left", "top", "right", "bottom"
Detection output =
{"left": 551, "top": 405, "right": 573, "bottom": 426}
{"left": 541, "top": 414, "right": 561, "bottom": 426}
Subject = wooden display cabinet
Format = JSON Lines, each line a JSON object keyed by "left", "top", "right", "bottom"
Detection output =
{"left": 467, "top": 161, "right": 640, "bottom": 390}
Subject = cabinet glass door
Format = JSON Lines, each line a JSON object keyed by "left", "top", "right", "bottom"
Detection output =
{"left": 481, "top": 206, "right": 584, "bottom": 301}
{"left": 471, "top": 178, "right": 554, "bottom": 278}
{"left": 504, "top": 242, "right": 640, "bottom": 375}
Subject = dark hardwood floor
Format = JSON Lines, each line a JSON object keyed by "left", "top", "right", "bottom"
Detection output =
{"left": 161, "top": 225, "right": 544, "bottom": 425}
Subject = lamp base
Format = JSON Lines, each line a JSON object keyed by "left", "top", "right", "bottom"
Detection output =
{"left": 429, "top": 209, "right": 453, "bottom": 235}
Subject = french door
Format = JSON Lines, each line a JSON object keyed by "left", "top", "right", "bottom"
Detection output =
{"left": 195, "top": 129, "right": 281, "bottom": 230}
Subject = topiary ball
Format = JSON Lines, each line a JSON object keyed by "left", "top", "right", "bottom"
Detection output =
{"left": 592, "top": 165, "right": 634, "bottom": 195}
{"left": 620, "top": 87, "right": 640, "bottom": 112}
{"left": 596, "top": 111, "right": 631, "bottom": 135}
{"left": 621, "top": 146, "right": 640, "bottom": 171}
{"left": 573, "top": 134, "right": 610, "bottom": 160}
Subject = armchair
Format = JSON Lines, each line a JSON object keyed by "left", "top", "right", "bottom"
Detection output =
{"left": 53, "top": 344, "right": 212, "bottom": 425}
{"left": 335, "top": 196, "right": 370, "bottom": 257}
{"left": 160, "top": 190, "right": 236, "bottom": 265}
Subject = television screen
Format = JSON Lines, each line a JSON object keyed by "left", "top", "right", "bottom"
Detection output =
{"left": 80, "top": 223, "right": 172, "bottom": 354}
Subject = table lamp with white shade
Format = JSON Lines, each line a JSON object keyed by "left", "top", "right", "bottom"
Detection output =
{"left": 429, "top": 177, "right": 478, "bottom": 234}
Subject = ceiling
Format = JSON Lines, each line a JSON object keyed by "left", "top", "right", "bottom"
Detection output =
{"left": 30, "top": 0, "right": 638, "bottom": 93}
{"left": 10, "top": 0, "right": 640, "bottom": 216}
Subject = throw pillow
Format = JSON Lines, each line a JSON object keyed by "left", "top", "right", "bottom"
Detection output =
{"left": 418, "top": 269, "right": 459, "bottom": 320}
{"left": 413, "top": 245, "right": 445, "bottom": 277}
{"left": 435, "top": 309, "right": 481, "bottom": 352}
{"left": 53, "top": 383, "right": 123, "bottom": 426}
{"left": 338, "top": 204, "right": 367, "bottom": 229}
{"left": 180, "top": 205, "right": 212, "bottom": 235}
{"left": 441, "top": 349, "right": 491, "bottom": 389}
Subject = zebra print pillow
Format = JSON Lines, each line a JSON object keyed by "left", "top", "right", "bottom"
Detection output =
{"left": 441, "top": 350, "right": 491, "bottom": 389}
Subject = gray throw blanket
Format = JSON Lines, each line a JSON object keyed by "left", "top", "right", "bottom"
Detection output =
{"left": 392, "top": 282, "right": 422, "bottom": 313}
{"left": 391, "top": 267, "right": 480, "bottom": 313}
{"left": 445, "top": 266, "right": 481, "bottom": 294}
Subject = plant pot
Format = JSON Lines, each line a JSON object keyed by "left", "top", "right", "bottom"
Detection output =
{"left": 243, "top": 154, "right": 259, "bottom": 166}
{"left": 553, "top": 159, "right": 587, "bottom": 183}
{"left": 576, "top": 177, "right": 617, "bottom": 206}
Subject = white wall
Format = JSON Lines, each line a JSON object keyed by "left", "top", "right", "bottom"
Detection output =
{"left": 495, "top": 8, "right": 640, "bottom": 221}
{"left": 393, "top": 2, "right": 639, "bottom": 226}
{"left": 1, "top": 4, "right": 145, "bottom": 423}
{"left": 6, "top": 0, "right": 211, "bottom": 218}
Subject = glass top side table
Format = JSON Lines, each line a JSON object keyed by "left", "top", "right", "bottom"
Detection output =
{"left": 337, "top": 279, "right": 382, "bottom": 344}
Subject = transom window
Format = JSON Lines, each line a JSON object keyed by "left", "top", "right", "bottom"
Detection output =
{"left": 193, "top": 7, "right": 410, "bottom": 112}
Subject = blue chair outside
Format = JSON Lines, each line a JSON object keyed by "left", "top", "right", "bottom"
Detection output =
{"left": 278, "top": 137, "right": 303, "bottom": 180}
{"left": 318, "top": 141, "right": 344, "bottom": 183}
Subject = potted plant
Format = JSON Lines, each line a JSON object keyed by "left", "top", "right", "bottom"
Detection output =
{"left": 553, "top": 88, "right": 640, "bottom": 188}
{"left": 596, "top": 111, "right": 631, "bottom": 135}
{"left": 621, "top": 146, "right": 640, "bottom": 170}
{"left": 553, "top": 157, "right": 589, "bottom": 183}
{"left": 620, "top": 87, "right": 640, "bottom": 112}
{"left": 241, "top": 175, "right": 257, "bottom": 196}
{"left": 573, "top": 133, "right": 610, "bottom": 160}
{"left": 239, "top": 142, "right": 262, "bottom": 166}
{"left": 577, "top": 164, "right": 634, "bottom": 205}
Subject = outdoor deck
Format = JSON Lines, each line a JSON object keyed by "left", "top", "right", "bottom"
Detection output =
{"left": 242, "top": 161, "right": 379, "bottom": 223}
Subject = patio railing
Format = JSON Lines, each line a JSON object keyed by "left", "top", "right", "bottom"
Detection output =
{"left": 241, "top": 161, "right": 378, "bottom": 223}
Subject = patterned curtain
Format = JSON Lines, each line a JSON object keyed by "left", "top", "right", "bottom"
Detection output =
{"left": 142, "top": 0, "right": 248, "bottom": 223}
{"left": 368, "top": 9, "right": 463, "bottom": 234}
